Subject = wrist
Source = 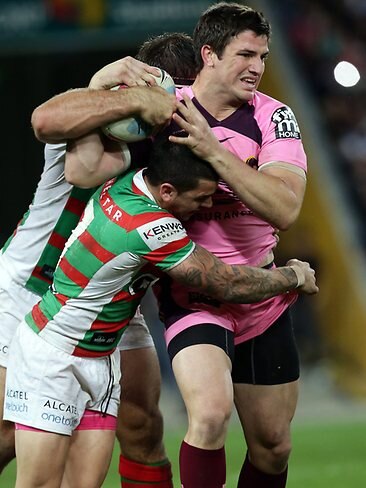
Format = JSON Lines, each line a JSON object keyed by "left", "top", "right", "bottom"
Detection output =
{"left": 289, "top": 265, "right": 305, "bottom": 288}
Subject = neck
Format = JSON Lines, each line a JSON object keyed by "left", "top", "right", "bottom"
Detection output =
{"left": 192, "top": 72, "right": 239, "bottom": 120}
{"left": 143, "top": 175, "right": 162, "bottom": 206}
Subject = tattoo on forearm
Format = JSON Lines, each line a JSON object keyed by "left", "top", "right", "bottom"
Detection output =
{"left": 175, "top": 247, "right": 297, "bottom": 304}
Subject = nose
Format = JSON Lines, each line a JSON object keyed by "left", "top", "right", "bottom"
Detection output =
{"left": 249, "top": 57, "right": 264, "bottom": 75}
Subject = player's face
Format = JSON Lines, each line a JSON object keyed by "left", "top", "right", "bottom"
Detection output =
{"left": 211, "top": 30, "right": 269, "bottom": 103}
{"left": 170, "top": 179, "right": 217, "bottom": 221}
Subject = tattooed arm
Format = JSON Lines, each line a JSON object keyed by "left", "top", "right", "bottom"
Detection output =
{"left": 167, "top": 245, "right": 318, "bottom": 304}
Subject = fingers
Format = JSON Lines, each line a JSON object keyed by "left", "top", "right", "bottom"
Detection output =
{"left": 89, "top": 57, "right": 161, "bottom": 89}
{"left": 172, "top": 111, "right": 190, "bottom": 131}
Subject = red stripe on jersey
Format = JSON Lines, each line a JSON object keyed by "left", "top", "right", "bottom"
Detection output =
{"left": 30, "top": 266, "right": 52, "bottom": 284}
{"left": 131, "top": 178, "right": 145, "bottom": 196}
{"left": 78, "top": 230, "right": 116, "bottom": 263}
{"left": 90, "top": 318, "right": 129, "bottom": 332}
{"left": 48, "top": 232, "right": 67, "bottom": 250}
{"left": 99, "top": 190, "right": 168, "bottom": 232}
{"left": 59, "top": 258, "right": 89, "bottom": 289}
{"left": 145, "top": 237, "right": 192, "bottom": 264}
{"left": 112, "top": 289, "right": 145, "bottom": 303}
{"left": 72, "top": 346, "right": 116, "bottom": 358}
{"left": 65, "top": 196, "right": 88, "bottom": 216}
{"left": 31, "top": 304, "right": 49, "bottom": 331}
{"left": 54, "top": 293, "right": 69, "bottom": 306}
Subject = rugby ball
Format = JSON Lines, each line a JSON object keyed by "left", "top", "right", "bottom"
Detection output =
{"left": 102, "top": 68, "right": 176, "bottom": 142}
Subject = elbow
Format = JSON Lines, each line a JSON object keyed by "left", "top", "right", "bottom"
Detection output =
{"left": 273, "top": 209, "right": 300, "bottom": 232}
{"left": 31, "top": 107, "right": 54, "bottom": 143}
{"left": 276, "top": 220, "right": 292, "bottom": 232}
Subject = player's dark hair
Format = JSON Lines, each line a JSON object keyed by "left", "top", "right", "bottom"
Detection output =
{"left": 144, "top": 137, "right": 218, "bottom": 193}
{"left": 137, "top": 32, "right": 197, "bottom": 84}
{"left": 193, "top": 2, "right": 271, "bottom": 70}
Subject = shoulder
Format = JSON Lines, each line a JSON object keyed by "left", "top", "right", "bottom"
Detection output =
{"left": 252, "top": 91, "right": 287, "bottom": 112}
{"left": 252, "top": 91, "right": 302, "bottom": 136}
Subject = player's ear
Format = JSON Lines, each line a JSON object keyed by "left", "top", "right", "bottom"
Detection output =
{"left": 159, "top": 183, "right": 178, "bottom": 203}
{"left": 202, "top": 44, "right": 216, "bottom": 67}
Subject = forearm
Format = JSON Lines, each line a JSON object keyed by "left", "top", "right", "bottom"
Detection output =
{"left": 169, "top": 246, "right": 298, "bottom": 304}
{"left": 202, "top": 261, "right": 298, "bottom": 304}
{"left": 31, "top": 88, "right": 141, "bottom": 143}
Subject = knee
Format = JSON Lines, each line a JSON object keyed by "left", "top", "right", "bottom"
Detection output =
{"left": 251, "top": 428, "right": 292, "bottom": 472}
{"left": 120, "top": 397, "right": 163, "bottom": 427}
{"left": 116, "top": 400, "right": 165, "bottom": 462}
{"left": 189, "top": 405, "right": 232, "bottom": 446}
{"left": 270, "top": 437, "right": 292, "bottom": 467}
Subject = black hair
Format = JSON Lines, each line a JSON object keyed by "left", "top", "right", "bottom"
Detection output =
{"left": 193, "top": 2, "right": 271, "bottom": 70}
{"left": 137, "top": 32, "right": 197, "bottom": 84}
{"left": 144, "top": 137, "right": 219, "bottom": 193}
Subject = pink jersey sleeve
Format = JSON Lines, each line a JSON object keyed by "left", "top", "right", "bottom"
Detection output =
{"left": 253, "top": 92, "right": 307, "bottom": 172}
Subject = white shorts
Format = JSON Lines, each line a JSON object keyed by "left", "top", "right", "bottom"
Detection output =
{"left": 0, "top": 281, "right": 40, "bottom": 368}
{"left": 118, "top": 306, "right": 154, "bottom": 351}
{"left": 4, "top": 321, "right": 121, "bottom": 436}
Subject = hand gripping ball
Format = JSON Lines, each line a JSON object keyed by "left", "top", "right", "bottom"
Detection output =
{"left": 102, "top": 68, "right": 176, "bottom": 142}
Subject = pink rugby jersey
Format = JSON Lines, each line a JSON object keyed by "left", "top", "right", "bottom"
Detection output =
{"left": 158, "top": 86, "right": 308, "bottom": 344}
{"left": 176, "top": 86, "right": 307, "bottom": 266}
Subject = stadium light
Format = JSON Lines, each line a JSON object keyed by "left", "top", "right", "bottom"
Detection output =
{"left": 333, "top": 61, "right": 360, "bottom": 88}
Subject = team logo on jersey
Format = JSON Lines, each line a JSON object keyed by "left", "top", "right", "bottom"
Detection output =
{"left": 272, "top": 106, "right": 301, "bottom": 139}
{"left": 137, "top": 217, "right": 186, "bottom": 250}
{"left": 245, "top": 156, "right": 258, "bottom": 170}
{"left": 129, "top": 273, "right": 159, "bottom": 295}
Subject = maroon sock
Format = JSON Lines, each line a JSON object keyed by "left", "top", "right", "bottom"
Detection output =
{"left": 180, "top": 441, "right": 226, "bottom": 488}
{"left": 238, "top": 452, "right": 288, "bottom": 488}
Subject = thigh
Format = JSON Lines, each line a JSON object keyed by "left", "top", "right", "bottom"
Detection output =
{"left": 15, "top": 428, "right": 70, "bottom": 488}
{"left": 233, "top": 309, "right": 299, "bottom": 446}
{"left": 117, "top": 307, "right": 160, "bottom": 413}
{"left": 61, "top": 429, "right": 115, "bottom": 488}
{"left": 4, "top": 324, "right": 120, "bottom": 434}
{"left": 118, "top": 306, "right": 154, "bottom": 351}
{"left": 172, "top": 339, "right": 234, "bottom": 417}
{"left": 4, "top": 323, "right": 83, "bottom": 434}
{"left": 232, "top": 308, "right": 300, "bottom": 385}
{"left": 119, "top": 346, "right": 161, "bottom": 411}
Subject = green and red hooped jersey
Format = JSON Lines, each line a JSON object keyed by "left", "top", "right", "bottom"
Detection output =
{"left": 25, "top": 170, "right": 195, "bottom": 357}
{"left": 0, "top": 143, "right": 95, "bottom": 296}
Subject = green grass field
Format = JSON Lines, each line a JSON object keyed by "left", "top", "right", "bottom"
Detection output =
{"left": 2, "top": 420, "right": 366, "bottom": 487}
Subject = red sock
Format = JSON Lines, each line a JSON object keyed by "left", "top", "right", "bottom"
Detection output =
{"left": 180, "top": 440, "right": 226, "bottom": 488}
{"left": 238, "top": 452, "right": 288, "bottom": 488}
{"left": 119, "top": 454, "right": 173, "bottom": 487}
